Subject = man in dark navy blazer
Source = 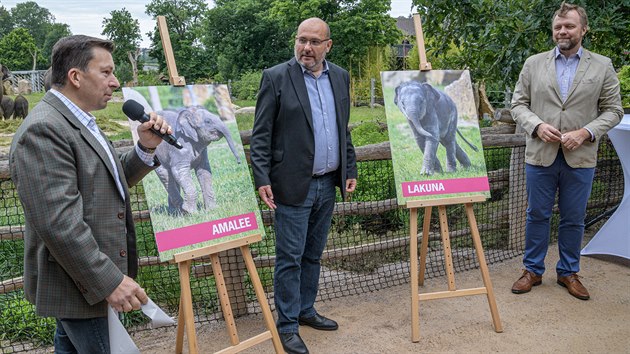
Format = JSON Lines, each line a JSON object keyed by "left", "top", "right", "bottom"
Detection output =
{"left": 250, "top": 17, "right": 357, "bottom": 354}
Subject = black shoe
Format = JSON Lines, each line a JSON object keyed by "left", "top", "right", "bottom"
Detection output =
{"left": 298, "top": 313, "right": 339, "bottom": 331}
{"left": 279, "top": 332, "right": 309, "bottom": 354}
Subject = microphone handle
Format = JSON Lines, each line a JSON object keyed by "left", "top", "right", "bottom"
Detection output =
{"left": 140, "top": 114, "right": 183, "bottom": 150}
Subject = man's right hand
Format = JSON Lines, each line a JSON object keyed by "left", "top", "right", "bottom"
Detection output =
{"left": 106, "top": 275, "right": 148, "bottom": 313}
{"left": 258, "top": 185, "right": 277, "bottom": 209}
{"left": 535, "top": 123, "right": 562, "bottom": 143}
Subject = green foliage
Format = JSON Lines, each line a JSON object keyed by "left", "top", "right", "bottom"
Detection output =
{"left": 0, "top": 6, "right": 13, "bottom": 38}
{"left": 137, "top": 71, "right": 164, "bottom": 87}
{"left": 619, "top": 65, "right": 630, "bottom": 107}
{"left": 41, "top": 23, "right": 72, "bottom": 68}
{"left": 8, "top": 1, "right": 55, "bottom": 49}
{"left": 102, "top": 8, "right": 142, "bottom": 72}
{"left": 202, "top": 0, "right": 293, "bottom": 80}
{"left": 0, "top": 28, "right": 40, "bottom": 70}
{"left": 414, "top": 0, "right": 630, "bottom": 91}
{"left": 350, "top": 121, "right": 389, "bottom": 147}
{"left": 146, "top": 0, "right": 214, "bottom": 82}
{"left": 0, "top": 291, "right": 55, "bottom": 345}
{"left": 231, "top": 71, "right": 263, "bottom": 100}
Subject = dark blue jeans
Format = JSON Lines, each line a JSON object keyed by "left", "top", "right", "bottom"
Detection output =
{"left": 55, "top": 317, "right": 110, "bottom": 354}
{"left": 524, "top": 150, "right": 594, "bottom": 277}
{"left": 273, "top": 173, "right": 337, "bottom": 334}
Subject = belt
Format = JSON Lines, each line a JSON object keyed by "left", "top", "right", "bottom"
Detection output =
{"left": 312, "top": 171, "right": 336, "bottom": 178}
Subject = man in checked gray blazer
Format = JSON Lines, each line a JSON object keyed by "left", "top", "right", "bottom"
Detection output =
{"left": 511, "top": 3, "right": 622, "bottom": 301}
{"left": 10, "top": 35, "right": 173, "bottom": 353}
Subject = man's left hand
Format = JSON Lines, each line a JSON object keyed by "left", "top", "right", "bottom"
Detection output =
{"left": 137, "top": 112, "right": 173, "bottom": 149}
{"left": 561, "top": 128, "right": 590, "bottom": 151}
{"left": 345, "top": 178, "right": 357, "bottom": 193}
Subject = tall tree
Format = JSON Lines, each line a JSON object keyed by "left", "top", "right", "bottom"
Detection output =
{"left": 414, "top": 0, "right": 630, "bottom": 91}
{"left": 0, "top": 5, "right": 13, "bottom": 38}
{"left": 202, "top": 0, "right": 293, "bottom": 80}
{"left": 9, "top": 1, "right": 55, "bottom": 49}
{"left": 145, "top": 0, "right": 213, "bottom": 82}
{"left": 268, "top": 0, "right": 401, "bottom": 76}
{"left": 0, "top": 28, "right": 39, "bottom": 70}
{"left": 102, "top": 8, "right": 142, "bottom": 85}
{"left": 41, "top": 23, "right": 72, "bottom": 68}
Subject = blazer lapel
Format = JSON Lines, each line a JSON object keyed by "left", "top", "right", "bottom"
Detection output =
{"left": 43, "top": 92, "right": 122, "bottom": 196}
{"left": 545, "top": 50, "right": 562, "bottom": 102}
{"left": 288, "top": 58, "right": 314, "bottom": 131}
{"left": 327, "top": 64, "right": 344, "bottom": 128}
{"left": 565, "top": 49, "right": 591, "bottom": 102}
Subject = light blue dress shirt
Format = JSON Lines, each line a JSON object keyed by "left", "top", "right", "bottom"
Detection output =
{"left": 300, "top": 60, "right": 340, "bottom": 176}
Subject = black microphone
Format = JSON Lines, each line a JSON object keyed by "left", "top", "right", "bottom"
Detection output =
{"left": 122, "top": 100, "right": 183, "bottom": 150}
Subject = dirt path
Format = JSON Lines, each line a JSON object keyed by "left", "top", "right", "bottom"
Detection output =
{"left": 132, "top": 239, "right": 630, "bottom": 354}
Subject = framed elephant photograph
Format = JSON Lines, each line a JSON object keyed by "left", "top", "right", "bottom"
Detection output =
{"left": 122, "top": 85, "right": 265, "bottom": 262}
{"left": 380, "top": 70, "right": 490, "bottom": 205}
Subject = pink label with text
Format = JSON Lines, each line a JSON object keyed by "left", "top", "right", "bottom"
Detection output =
{"left": 155, "top": 212, "right": 258, "bottom": 252}
{"left": 402, "top": 177, "right": 489, "bottom": 197}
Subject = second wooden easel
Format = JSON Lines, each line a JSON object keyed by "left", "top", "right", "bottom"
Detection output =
{"left": 156, "top": 16, "right": 282, "bottom": 353}
{"left": 407, "top": 14, "right": 503, "bottom": 342}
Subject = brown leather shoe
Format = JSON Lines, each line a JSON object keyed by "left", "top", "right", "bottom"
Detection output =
{"left": 511, "top": 270, "right": 542, "bottom": 294}
{"left": 557, "top": 274, "right": 590, "bottom": 300}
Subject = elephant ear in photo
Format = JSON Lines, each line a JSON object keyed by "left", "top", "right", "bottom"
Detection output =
{"left": 177, "top": 109, "right": 199, "bottom": 142}
{"left": 381, "top": 70, "right": 490, "bottom": 205}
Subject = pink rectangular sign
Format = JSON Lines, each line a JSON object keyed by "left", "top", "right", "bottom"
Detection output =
{"left": 155, "top": 212, "right": 259, "bottom": 252}
{"left": 401, "top": 177, "right": 489, "bottom": 197}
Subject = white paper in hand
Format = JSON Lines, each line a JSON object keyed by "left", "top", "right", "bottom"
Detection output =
{"left": 108, "top": 298, "right": 176, "bottom": 354}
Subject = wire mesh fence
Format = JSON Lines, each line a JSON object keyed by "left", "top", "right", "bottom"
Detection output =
{"left": 0, "top": 135, "right": 623, "bottom": 352}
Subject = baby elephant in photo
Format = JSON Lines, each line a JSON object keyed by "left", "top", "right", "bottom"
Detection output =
{"left": 394, "top": 81, "right": 477, "bottom": 175}
{"left": 154, "top": 106, "right": 241, "bottom": 214}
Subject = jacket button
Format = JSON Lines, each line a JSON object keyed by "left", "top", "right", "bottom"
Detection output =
{"left": 117, "top": 212, "right": 124, "bottom": 219}
{"left": 120, "top": 250, "right": 127, "bottom": 257}
{"left": 562, "top": 107, "right": 566, "bottom": 111}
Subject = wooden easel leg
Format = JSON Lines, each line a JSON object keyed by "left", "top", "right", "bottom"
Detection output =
{"left": 240, "top": 245, "right": 283, "bottom": 353}
{"left": 465, "top": 204, "right": 503, "bottom": 333}
{"left": 409, "top": 208, "right": 420, "bottom": 342}
{"left": 210, "top": 253, "right": 241, "bottom": 346}
{"left": 438, "top": 205, "right": 456, "bottom": 290}
{"left": 175, "top": 297, "right": 185, "bottom": 354}
{"left": 177, "top": 260, "right": 199, "bottom": 354}
{"left": 418, "top": 206, "right": 432, "bottom": 286}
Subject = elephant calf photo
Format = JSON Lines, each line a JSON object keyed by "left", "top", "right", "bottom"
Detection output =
{"left": 394, "top": 81, "right": 478, "bottom": 175}
{"left": 154, "top": 106, "right": 241, "bottom": 214}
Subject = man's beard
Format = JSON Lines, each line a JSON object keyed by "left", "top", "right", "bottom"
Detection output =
{"left": 555, "top": 38, "right": 578, "bottom": 51}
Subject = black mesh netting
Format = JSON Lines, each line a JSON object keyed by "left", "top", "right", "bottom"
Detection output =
{"left": 0, "top": 136, "right": 623, "bottom": 352}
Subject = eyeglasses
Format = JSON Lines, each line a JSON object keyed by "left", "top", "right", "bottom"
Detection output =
{"left": 295, "top": 37, "right": 330, "bottom": 47}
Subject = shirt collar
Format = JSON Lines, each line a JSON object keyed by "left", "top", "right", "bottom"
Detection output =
{"left": 50, "top": 88, "right": 97, "bottom": 130}
{"left": 298, "top": 59, "right": 330, "bottom": 76}
{"left": 554, "top": 46, "right": 583, "bottom": 59}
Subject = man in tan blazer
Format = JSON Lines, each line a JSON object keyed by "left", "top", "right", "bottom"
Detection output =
{"left": 10, "top": 35, "right": 173, "bottom": 353}
{"left": 511, "top": 3, "right": 622, "bottom": 300}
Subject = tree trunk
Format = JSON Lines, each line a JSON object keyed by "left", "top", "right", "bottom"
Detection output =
{"left": 128, "top": 49, "right": 140, "bottom": 87}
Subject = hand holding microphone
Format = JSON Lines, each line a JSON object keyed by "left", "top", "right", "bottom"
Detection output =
{"left": 122, "top": 100, "right": 183, "bottom": 150}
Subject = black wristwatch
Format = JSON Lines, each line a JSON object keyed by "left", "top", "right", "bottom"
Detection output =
{"left": 137, "top": 142, "right": 156, "bottom": 153}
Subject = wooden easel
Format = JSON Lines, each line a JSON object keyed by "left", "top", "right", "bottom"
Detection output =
{"left": 407, "top": 14, "right": 503, "bottom": 342}
{"left": 157, "top": 16, "right": 282, "bottom": 353}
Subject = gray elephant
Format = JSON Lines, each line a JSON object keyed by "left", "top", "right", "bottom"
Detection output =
{"left": 394, "top": 81, "right": 477, "bottom": 175}
{"left": 154, "top": 106, "right": 242, "bottom": 214}
{"left": 13, "top": 94, "right": 28, "bottom": 119}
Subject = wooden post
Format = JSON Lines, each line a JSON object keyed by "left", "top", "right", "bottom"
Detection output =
{"left": 412, "top": 14, "right": 432, "bottom": 71}
{"left": 157, "top": 16, "right": 186, "bottom": 86}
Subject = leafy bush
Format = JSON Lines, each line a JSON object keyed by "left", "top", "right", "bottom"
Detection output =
{"left": 231, "top": 71, "right": 263, "bottom": 101}
{"left": 350, "top": 121, "right": 389, "bottom": 147}
{"left": 618, "top": 65, "right": 630, "bottom": 108}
